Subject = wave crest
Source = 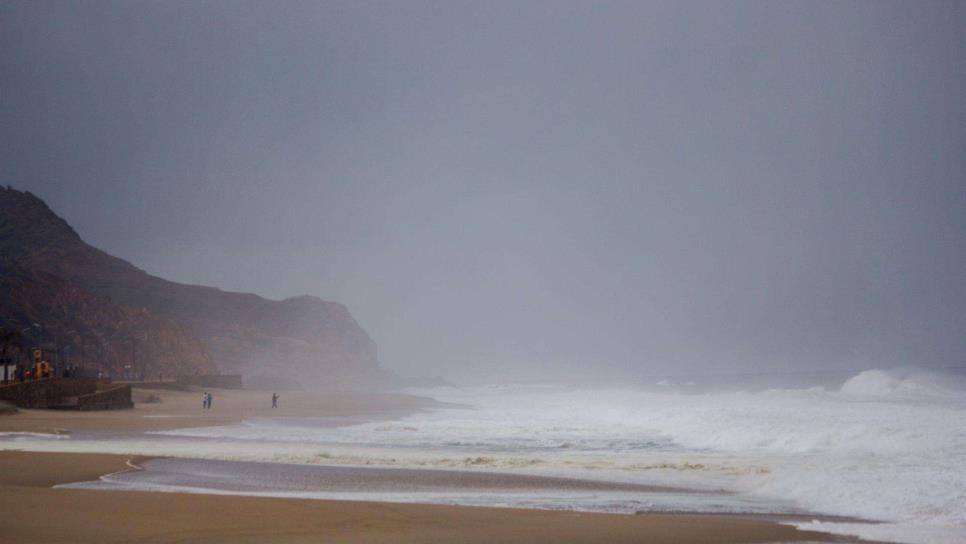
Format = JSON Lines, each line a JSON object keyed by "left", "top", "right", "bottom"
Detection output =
{"left": 839, "top": 368, "right": 962, "bottom": 398}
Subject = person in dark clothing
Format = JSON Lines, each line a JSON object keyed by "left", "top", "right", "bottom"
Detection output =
{"left": 272, "top": 393, "right": 278, "bottom": 408}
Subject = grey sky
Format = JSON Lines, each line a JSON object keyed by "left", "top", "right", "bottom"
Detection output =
{"left": 2, "top": 1, "right": 965, "bottom": 382}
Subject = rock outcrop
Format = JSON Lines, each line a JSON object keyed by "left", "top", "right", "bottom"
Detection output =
{"left": 0, "top": 186, "right": 388, "bottom": 387}
{"left": 0, "top": 259, "right": 213, "bottom": 378}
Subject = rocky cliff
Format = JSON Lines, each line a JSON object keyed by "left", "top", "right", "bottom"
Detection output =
{"left": 0, "top": 259, "right": 213, "bottom": 378}
{"left": 0, "top": 186, "right": 388, "bottom": 387}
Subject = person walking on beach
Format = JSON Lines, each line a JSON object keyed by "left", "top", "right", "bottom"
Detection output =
{"left": 207, "top": 391, "right": 213, "bottom": 409}
{"left": 272, "top": 392, "right": 279, "bottom": 408}
{"left": 202, "top": 391, "right": 209, "bottom": 409}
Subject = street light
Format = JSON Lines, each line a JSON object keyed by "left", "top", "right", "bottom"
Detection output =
{"left": 108, "top": 334, "right": 141, "bottom": 381}
{"left": 63, "top": 329, "right": 83, "bottom": 377}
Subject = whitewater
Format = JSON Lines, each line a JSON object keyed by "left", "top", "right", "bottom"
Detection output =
{"left": 2, "top": 368, "right": 964, "bottom": 544}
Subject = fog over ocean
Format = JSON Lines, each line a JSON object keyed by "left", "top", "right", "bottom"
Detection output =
{"left": 3, "top": 3, "right": 965, "bottom": 543}
{"left": 4, "top": 1, "right": 965, "bottom": 385}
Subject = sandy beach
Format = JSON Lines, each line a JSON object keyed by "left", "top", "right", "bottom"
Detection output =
{"left": 0, "top": 386, "right": 438, "bottom": 433}
{"left": 0, "top": 386, "right": 859, "bottom": 543}
{"left": 0, "top": 450, "right": 850, "bottom": 544}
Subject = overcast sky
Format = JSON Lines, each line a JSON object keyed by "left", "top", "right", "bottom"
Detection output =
{"left": 2, "top": 1, "right": 964, "bottom": 382}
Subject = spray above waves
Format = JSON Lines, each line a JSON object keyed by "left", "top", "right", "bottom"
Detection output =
{"left": 838, "top": 368, "right": 966, "bottom": 398}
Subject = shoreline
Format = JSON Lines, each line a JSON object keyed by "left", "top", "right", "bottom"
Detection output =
{"left": 0, "top": 451, "right": 858, "bottom": 543}
{"left": 0, "top": 387, "right": 873, "bottom": 543}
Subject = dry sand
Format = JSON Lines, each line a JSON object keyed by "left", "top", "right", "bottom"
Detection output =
{"left": 0, "top": 389, "right": 857, "bottom": 543}
{"left": 0, "top": 386, "right": 437, "bottom": 433}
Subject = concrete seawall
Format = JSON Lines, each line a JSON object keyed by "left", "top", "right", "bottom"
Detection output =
{"left": 73, "top": 385, "right": 134, "bottom": 410}
{"left": 0, "top": 378, "right": 132, "bottom": 410}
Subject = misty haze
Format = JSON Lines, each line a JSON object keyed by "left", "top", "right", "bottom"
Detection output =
{"left": 1, "top": 2, "right": 964, "bottom": 544}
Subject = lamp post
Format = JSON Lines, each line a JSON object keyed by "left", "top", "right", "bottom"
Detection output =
{"left": 109, "top": 334, "right": 139, "bottom": 381}
{"left": 64, "top": 329, "right": 85, "bottom": 377}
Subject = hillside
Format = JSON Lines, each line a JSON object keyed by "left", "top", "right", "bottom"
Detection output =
{"left": 0, "top": 187, "right": 388, "bottom": 387}
{"left": 0, "top": 259, "right": 213, "bottom": 378}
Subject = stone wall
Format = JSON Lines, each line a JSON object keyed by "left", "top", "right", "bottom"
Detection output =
{"left": 0, "top": 378, "right": 98, "bottom": 408}
{"left": 75, "top": 385, "right": 133, "bottom": 410}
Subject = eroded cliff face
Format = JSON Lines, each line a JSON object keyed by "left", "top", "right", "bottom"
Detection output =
{"left": 0, "top": 259, "right": 213, "bottom": 378}
{"left": 0, "top": 187, "right": 388, "bottom": 387}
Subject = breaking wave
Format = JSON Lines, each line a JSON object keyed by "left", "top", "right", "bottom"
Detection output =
{"left": 2, "top": 368, "right": 964, "bottom": 544}
{"left": 156, "top": 370, "right": 966, "bottom": 543}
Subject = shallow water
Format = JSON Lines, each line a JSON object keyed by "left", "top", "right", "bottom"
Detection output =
{"left": 65, "top": 457, "right": 798, "bottom": 516}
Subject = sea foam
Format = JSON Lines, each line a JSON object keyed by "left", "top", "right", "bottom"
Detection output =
{"left": 2, "top": 369, "right": 964, "bottom": 544}
{"left": 156, "top": 372, "right": 966, "bottom": 544}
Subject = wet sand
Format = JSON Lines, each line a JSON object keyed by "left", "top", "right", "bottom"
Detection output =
{"left": 0, "top": 389, "right": 860, "bottom": 543}
{"left": 0, "top": 451, "right": 853, "bottom": 544}
{"left": 74, "top": 456, "right": 702, "bottom": 495}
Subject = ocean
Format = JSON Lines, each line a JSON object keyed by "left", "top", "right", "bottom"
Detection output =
{"left": 3, "top": 368, "right": 964, "bottom": 544}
